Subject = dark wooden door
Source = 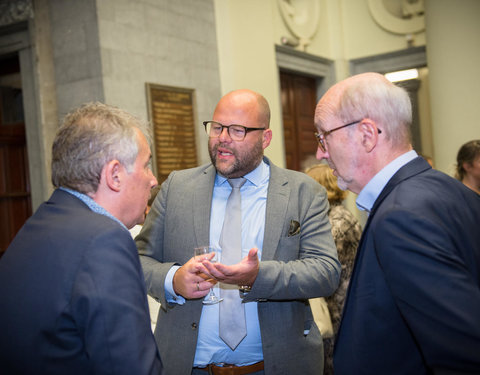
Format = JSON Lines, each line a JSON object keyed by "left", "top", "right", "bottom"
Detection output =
{"left": 0, "top": 54, "right": 31, "bottom": 257}
{"left": 280, "top": 71, "right": 318, "bottom": 171}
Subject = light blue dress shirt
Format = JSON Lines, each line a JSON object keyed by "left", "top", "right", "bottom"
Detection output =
{"left": 192, "top": 160, "right": 269, "bottom": 366}
{"left": 163, "top": 161, "right": 269, "bottom": 365}
{"left": 356, "top": 150, "right": 418, "bottom": 213}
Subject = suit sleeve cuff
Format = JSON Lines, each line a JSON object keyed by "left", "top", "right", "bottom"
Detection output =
{"left": 165, "top": 266, "right": 185, "bottom": 305}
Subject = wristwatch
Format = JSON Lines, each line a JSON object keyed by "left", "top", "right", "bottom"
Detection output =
{"left": 239, "top": 285, "right": 251, "bottom": 298}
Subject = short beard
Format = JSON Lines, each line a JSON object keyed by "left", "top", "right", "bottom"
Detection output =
{"left": 209, "top": 139, "right": 264, "bottom": 178}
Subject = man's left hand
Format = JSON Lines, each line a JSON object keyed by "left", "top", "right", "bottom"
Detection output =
{"left": 202, "top": 248, "right": 259, "bottom": 287}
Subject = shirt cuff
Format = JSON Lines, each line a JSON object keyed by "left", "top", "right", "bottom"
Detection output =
{"left": 165, "top": 265, "right": 185, "bottom": 305}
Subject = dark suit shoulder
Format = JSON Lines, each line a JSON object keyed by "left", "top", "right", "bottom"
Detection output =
{"left": 386, "top": 166, "right": 479, "bottom": 214}
{"left": 374, "top": 157, "right": 479, "bottom": 219}
{"left": 47, "top": 189, "right": 131, "bottom": 238}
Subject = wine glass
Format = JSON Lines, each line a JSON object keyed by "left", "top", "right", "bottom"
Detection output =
{"left": 194, "top": 246, "right": 223, "bottom": 305}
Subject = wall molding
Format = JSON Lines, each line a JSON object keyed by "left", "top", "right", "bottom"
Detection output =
{"left": 350, "top": 46, "right": 427, "bottom": 75}
{"left": 275, "top": 44, "right": 335, "bottom": 95}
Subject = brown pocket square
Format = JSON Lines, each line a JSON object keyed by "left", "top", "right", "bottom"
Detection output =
{"left": 288, "top": 220, "right": 300, "bottom": 236}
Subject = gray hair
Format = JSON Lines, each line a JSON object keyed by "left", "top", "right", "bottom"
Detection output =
{"left": 337, "top": 74, "right": 412, "bottom": 148}
{"left": 51, "top": 102, "right": 151, "bottom": 194}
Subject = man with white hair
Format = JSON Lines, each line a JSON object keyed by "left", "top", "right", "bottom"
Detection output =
{"left": 314, "top": 72, "right": 480, "bottom": 374}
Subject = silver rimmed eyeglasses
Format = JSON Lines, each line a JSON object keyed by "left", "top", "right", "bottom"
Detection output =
{"left": 314, "top": 119, "right": 382, "bottom": 152}
{"left": 203, "top": 121, "right": 265, "bottom": 142}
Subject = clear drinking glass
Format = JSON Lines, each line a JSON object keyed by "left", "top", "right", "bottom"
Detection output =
{"left": 194, "top": 246, "right": 223, "bottom": 305}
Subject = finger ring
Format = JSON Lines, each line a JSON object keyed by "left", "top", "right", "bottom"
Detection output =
{"left": 196, "top": 282, "right": 200, "bottom": 291}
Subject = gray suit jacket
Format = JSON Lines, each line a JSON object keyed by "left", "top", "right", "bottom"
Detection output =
{"left": 136, "top": 158, "right": 340, "bottom": 375}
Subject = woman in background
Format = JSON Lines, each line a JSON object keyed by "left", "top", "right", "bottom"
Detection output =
{"left": 305, "top": 164, "right": 362, "bottom": 375}
{"left": 455, "top": 139, "right": 480, "bottom": 194}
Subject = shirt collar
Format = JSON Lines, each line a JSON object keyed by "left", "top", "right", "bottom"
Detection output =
{"left": 59, "top": 186, "right": 127, "bottom": 230}
{"left": 215, "top": 159, "right": 269, "bottom": 187}
{"left": 356, "top": 150, "right": 418, "bottom": 212}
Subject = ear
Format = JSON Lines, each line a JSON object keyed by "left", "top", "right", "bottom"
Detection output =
{"left": 262, "top": 129, "right": 273, "bottom": 149}
{"left": 463, "top": 161, "right": 472, "bottom": 173}
{"left": 103, "top": 160, "right": 123, "bottom": 192}
{"left": 358, "top": 119, "right": 380, "bottom": 153}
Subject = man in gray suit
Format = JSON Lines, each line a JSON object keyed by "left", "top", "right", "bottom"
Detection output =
{"left": 136, "top": 89, "right": 340, "bottom": 375}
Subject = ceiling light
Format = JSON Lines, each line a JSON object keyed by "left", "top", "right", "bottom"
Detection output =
{"left": 385, "top": 69, "right": 419, "bottom": 82}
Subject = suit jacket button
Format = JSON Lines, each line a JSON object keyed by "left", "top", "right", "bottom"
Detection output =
{"left": 191, "top": 323, "right": 197, "bottom": 330}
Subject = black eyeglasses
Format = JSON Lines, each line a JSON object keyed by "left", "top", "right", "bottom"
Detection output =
{"left": 203, "top": 121, "right": 265, "bottom": 141}
{"left": 314, "top": 120, "right": 382, "bottom": 152}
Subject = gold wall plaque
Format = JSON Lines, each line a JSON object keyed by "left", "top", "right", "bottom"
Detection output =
{"left": 146, "top": 84, "right": 197, "bottom": 184}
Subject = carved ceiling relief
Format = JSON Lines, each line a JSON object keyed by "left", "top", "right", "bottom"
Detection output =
{"left": 0, "top": 0, "right": 33, "bottom": 27}
{"left": 368, "top": 0, "right": 425, "bottom": 46}
{"left": 277, "top": 0, "right": 320, "bottom": 51}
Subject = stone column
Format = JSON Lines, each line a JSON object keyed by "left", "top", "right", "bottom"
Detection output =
{"left": 425, "top": 0, "right": 480, "bottom": 175}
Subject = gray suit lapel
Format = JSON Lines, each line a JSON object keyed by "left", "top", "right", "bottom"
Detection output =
{"left": 262, "top": 163, "right": 289, "bottom": 261}
{"left": 193, "top": 159, "right": 289, "bottom": 260}
{"left": 193, "top": 165, "right": 216, "bottom": 247}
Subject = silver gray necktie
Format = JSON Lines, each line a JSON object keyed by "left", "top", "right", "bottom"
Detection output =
{"left": 219, "top": 177, "right": 247, "bottom": 350}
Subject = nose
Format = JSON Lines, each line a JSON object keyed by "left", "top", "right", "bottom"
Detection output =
{"left": 316, "top": 145, "right": 329, "bottom": 161}
{"left": 218, "top": 126, "right": 232, "bottom": 142}
{"left": 150, "top": 171, "right": 158, "bottom": 188}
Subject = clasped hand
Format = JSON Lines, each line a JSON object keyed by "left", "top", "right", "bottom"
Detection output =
{"left": 202, "top": 248, "right": 259, "bottom": 287}
{"left": 172, "top": 248, "right": 259, "bottom": 299}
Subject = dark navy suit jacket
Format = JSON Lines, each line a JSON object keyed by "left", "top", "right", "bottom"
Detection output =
{"left": 334, "top": 157, "right": 480, "bottom": 374}
{"left": 0, "top": 189, "right": 162, "bottom": 374}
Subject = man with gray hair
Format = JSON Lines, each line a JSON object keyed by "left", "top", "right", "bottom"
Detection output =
{"left": 0, "top": 102, "right": 163, "bottom": 374}
{"left": 314, "top": 72, "right": 480, "bottom": 374}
